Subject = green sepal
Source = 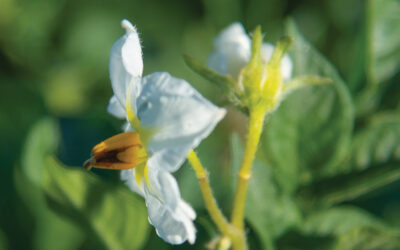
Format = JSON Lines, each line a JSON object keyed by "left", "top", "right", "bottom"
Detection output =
{"left": 248, "top": 26, "right": 263, "bottom": 64}
{"left": 282, "top": 75, "right": 332, "bottom": 96}
{"left": 183, "top": 55, "right": 244, "bottom": 107}
{"left": 240, "top": 26, "right": 265, "bottom": 105}
{"left": 183, "top": 55, "right": 236, "bottom": 91}
{"left": 259, "top": 35, "right": 294, "bottom": 112}
{"left": 269, "top": 35, "right": 294, "bottom": 65}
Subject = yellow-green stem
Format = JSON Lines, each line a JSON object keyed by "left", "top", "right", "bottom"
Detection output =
{"left": 187, "top": 151, "right": 231, "bottom": 235}
{"left": 231, "top": 106, "right": 266, "bottom": 230}
{"left": 187, "top": 151, "right": 247, "bottom": 250}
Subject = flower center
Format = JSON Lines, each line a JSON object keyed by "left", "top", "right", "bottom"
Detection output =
{"left": 84, "top": 132, "right": 148, "bottom": 170}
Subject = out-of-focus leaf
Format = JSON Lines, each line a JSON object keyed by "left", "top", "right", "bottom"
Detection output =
{"left": 354, "top": 84, "right": 383, "bottom": 118}
{"left": 298, "top": 113, "right": 400, "bottom": 205}
{"left": 336, "top": 227, "right": 400, "bottom": 250}
{"left": 0, "top": 0, "right": 66, "bottom": 69}
{"left": 351, "top": 113, "right": 400, "bottom": 170}
{"left": 231, "top": 134, "right": 301, "bottom": 249}
{"left": 203, "top": 0, "right": 241, "bottom": 28}
{"left": 302, "top": 206, "right": 400, "bottom": 250}
{"left": 43, "top": 157, "right": 150, "bottom": 250}
{"left": 0, "top": 228, "right": 7, "bottom": 250}
{"left": 245, "top": 0, "right": 288, "bottom": 41}
{"left": 262, "top": 19, "right": 354, "bottom": 193}
{"left": 43, "top": 66, "right": 89, "bottom": 116}
{"left": 21, "top": 118, "right": 59, "bottom": 186}
{"left": 298, "top": 163, "right": 400, "bottom": 207}
{"left": 276, "top": 230, "right": 335, "bottom": 250}
{"left": 18, "top": 118, "right": 84, "bottom": 250}
{"left": 303, "top": 206, "right": 386, "bottom": 234}
{"left": 354, "top": 0, "right": 400, "bottom": 116}
{"left": 367, "top": 0, "right": 400, "bottom": 85}
{"left": 62, "top": 7, "right": 121, "bottom": 72}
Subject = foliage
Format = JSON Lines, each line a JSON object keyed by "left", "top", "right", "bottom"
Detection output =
{"left": 1, "top": 0, "right": 399, "bottom": 249}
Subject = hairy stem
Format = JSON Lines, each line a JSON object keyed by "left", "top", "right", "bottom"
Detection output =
{"left": 231, "top": 106, "right": 266, "bottom": 230}
{"left": 187, "top": 151, "right": 231, "bottom": 235}
{"left": 187, "top": 151, "right": 247, "bottom": 250}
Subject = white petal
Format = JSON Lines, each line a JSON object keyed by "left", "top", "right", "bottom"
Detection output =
{"left": 120, "top": 169, "right": 144, "bottom": 196}
{"left": 126, "top": 76, "right": 143, "bottom": 115}
{"left": 260, "top": 43, "right": 275, "bottom": 64}
{"left": 176, "top": 202, "right": 196, "bottom": 244}
{"left": 144, "top": 169, "right": 196, "bottom": 245}
{"left": 122, "top": 121, "right": 133, "bottom": 132}
{"left": 137, "top": 72, "right": 226, "bottom": 172}
{"left": 261, "top": 43, "right": 293, "bottom": 81}
{"left": 109, "top": 19, "right": 143, "bottom": 107}
{"left": 207, "top": 51, "right": 228, "bottom": 75}
{"left": 208, "top": 22, "right": 251, "bottom": 79}
{"left": 214, "top": 22, "right": 250, "bottom": 52}
{"left": 107, "top": 95, "right": 126, "bottom": 119}
{"left": 120, "top": 20, "right": 143, "bottom": 77}
{"left": 281, "top": 53, "right": 293, "bottom": 81}
{"left": 147, "top": 167, "right": 180, "bottom": 210}
{"left": 179, "top": 200, "right": 196, "bottom": 220}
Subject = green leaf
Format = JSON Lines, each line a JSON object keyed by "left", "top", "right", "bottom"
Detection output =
{"left": 231, "top": 134, "right": 301, "bottom": 249}
{"left": 276, "top": 230, "right": 335, "bottom": 250}
{"left": 302, "top": 206, "right": 400, "bottom": 250}
{"left": 1, "top": 0, "right": 66, "bottom": 69}
{"left": 350, "top": 113, "right": 400, "bottom": 170}
{"left": 298, "top": 163, "right": 400, "bottom": 206}
{"left": 355, "top": 0, "right": 400, "bottom": 116}
{"left": 367, "top": 0, "right": 400, "bottom": 85}
{"left": 18, "top": 118, "right": 84, "bottom": 250}
{"left": 261, "top": 19, "right": 354, "bottom": 193}
{"left": 21, "top": 118, "right": 60, "bottom": 186}
{"left": 0, "top": 228, "right": 7, "bottom": 250}
{"left": 298, "top": 113, "right": 400, "bottom": 205}
{"left": 303, "top": 206, "right": 386, "bottom": 235}
{"left": 336, "top": 227, "right": 400, "bottom": 250}
{"left": 43, "top": 158, "right": 150, "bottom": 250}
{"left": 19, "top": 118, "right": 150, "bottom": 249}
{"left": 202, "top": 0, "right": 241, "bottom": 28}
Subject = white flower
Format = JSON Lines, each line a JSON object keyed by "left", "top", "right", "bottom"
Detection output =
{"left": 208, "top": 22, "right": 293, "bottom": 82}
{"left": 107, "top": 19, "right": 226, "bottom": 245}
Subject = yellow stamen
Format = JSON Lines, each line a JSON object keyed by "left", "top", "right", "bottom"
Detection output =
{"left": 84, "top": 132, "right": 148, "bottom": 170}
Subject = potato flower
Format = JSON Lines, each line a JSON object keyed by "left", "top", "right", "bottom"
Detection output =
{"left": 85, "top": 19, "right": 226, "bottom": 245}
{"left": 208, "top": 22, "right": 293, "bottom": 83}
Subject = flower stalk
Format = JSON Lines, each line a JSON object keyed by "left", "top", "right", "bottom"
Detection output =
{"left": 188, "top": 104, "right": 266, "bottom": 250}
{"left": 187, "top": 151, "right": 247, "bottom": 250}
{"left": 231, "top": 105, "right": 266, "bottom": 230}
{"left": 187, "top": 151, "right": 231, "bottom": 235}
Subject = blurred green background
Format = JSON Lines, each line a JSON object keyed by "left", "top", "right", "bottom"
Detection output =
{"left": 1, "top": 0, "right": 399, "bottom": 249}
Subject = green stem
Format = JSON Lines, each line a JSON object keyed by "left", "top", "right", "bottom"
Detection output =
{"left": 187, "top": 151, "right": 231, "bottom": 236}
{"left": 231, "top": 106, "right": 266, "bottom": 230}
{"left": 187, "top": 151, "right": 247, "bottom": 250}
